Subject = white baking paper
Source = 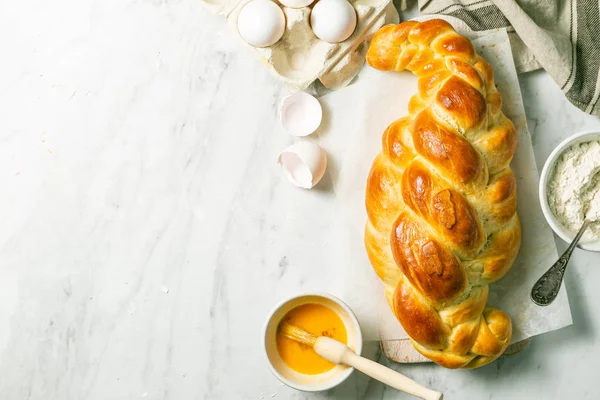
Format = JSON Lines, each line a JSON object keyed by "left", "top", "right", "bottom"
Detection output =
{"left": 317, "top": 28, "right": 573, "bottom": 343}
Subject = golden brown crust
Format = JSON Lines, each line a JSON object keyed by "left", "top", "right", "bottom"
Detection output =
{"left": 393, "top": 277, "right": 449, "bottom": 349}
{"left": 364, "top": 19, "right": 521, "bottom": 369}
{"left": 400, "top": 162, "right": 484, "bottom": 257}
{"left": 435, "top": 76, "right": 487, "bottom": 132}
{"left": 413, "top": 111, "right": 485, "bottom": 185}
{"left": 391, "top": 213, "right": 468, "bottom": 305}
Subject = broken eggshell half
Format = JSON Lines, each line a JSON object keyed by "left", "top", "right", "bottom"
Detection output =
{"left": 279, "top": 91, "right": 322, "bottom": 137}
{"left": 278, "top": 141, "right": 327, "bottom": 189}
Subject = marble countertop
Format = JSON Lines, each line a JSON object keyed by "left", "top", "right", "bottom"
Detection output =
{"left": 1, "top": 1, "right": 600, "bottom": 399}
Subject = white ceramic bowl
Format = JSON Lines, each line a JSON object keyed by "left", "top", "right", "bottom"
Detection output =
{"left": 263, "top": 292, "right": 363, "bottom": 392}
{"left": 539, "top": 130, "right": 600, "bottom": 252}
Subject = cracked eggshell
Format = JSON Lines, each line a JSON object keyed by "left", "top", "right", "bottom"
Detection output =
{"left": 278, "top": 141, "right": 327, "bottom": 189}
{"left": 279, "top": 91, "right": 322, "bottom": 137}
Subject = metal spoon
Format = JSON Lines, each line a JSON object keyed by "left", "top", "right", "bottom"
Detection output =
{"left": 531, "top": 219, "right": 591, "bottom": 306}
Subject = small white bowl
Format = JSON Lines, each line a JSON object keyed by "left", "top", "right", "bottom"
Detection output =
{"left": 263, "top": 292, "right": 363, "bottom": 392}
{"left": 539, "top": 129, "right": 600, "bottom": 252}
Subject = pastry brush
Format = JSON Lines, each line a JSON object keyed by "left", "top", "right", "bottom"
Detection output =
{"left": 279, "top": 322, "right": 443, "bottom": 400}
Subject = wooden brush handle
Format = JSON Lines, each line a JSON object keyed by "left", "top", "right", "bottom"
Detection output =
{"left": 341, "top": 351, "right": 443, "bottom": 400}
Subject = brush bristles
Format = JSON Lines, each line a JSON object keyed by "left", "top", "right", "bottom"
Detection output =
{"left": 278, "top": 322, "right": 317, "bottom": 346}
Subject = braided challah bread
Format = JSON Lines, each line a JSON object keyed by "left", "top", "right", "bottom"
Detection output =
{"left": 364, "top": 19, "right": 521, "bottom": 369}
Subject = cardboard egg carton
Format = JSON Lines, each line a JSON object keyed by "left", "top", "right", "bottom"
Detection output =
{"left": 203, "top": 0, "right": 399, "bottom": 90}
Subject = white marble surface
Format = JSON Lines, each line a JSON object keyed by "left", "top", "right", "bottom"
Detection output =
{"left": 1, "top": 1, "right": 600, "bottom": 399}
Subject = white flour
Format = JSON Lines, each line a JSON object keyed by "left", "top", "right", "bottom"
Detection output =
{"left": 547, "top": 140, "right": 600, "bottom": 241}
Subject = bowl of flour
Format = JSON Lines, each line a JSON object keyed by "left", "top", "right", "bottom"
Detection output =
{"left": 540, "top": 130, "right": 600, "bottom": 251}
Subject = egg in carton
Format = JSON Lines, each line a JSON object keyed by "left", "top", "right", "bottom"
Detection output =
{"left": 202, "top": 0, "right": 399, "bottom": 90}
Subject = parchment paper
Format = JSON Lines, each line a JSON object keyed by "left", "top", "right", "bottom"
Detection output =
{"left": 317, "top": 29, "right": 573, "bottom": 342}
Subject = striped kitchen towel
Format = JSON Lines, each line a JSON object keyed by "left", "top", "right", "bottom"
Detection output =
{"left": 418, "top": 0, "right": 600, "bottom": 117}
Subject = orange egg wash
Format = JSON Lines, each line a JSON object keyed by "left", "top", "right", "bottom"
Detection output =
{"left": 276, "top": 303, "right": 348, "bottom": 375}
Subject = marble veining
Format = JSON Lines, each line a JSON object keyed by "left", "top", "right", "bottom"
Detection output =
{"left": 1, "top": 1, "right": 600, "bottom": 399}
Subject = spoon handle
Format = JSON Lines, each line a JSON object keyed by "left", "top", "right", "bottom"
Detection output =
{"left": 531, "top": 219, "right": 590, "bottom": 306}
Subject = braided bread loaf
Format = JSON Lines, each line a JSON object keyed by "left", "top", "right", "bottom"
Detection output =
{"left": 364, "top": 19, "right": 521, "bottom": 369}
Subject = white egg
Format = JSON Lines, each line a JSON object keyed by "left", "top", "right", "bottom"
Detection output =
{"left": 237, "top": 0, "right": 286, "bottom": 48}
{"left": 310, "top": 0, "right": 357, "bottom": 43}
{"left": 279, "top": 0, "right": 315, "bottom": 8}
{"left": 278, "top": 141, "right": 327, "bottom": 189}
{"left": 279, "top": 92, "right": 322, "bottom": 137}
